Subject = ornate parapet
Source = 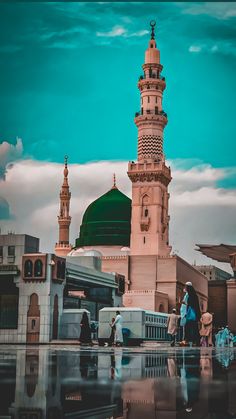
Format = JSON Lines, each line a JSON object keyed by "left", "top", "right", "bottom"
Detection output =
{"left": 128, "top": 160, "right": 171, "bottom": 186}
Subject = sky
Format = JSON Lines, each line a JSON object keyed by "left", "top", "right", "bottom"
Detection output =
{"left": 0, "top": 2, "right": 236, "bottom": 272}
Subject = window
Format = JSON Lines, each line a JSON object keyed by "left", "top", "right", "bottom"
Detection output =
{"left": 34, "top": 259, "right": 43, "bottom": 277}
{"left": 155, "top": 96, "right": 157, "bottom": 103}
{"left": 57, "top": 260, "right": 66, "bottom": 279}
{"left": 0, "top": 246, "right": 3, "bottom": 257}
{"left": 143, "top": 236, "right": 146, "bottom": 244}
{"left": 145, "top": 209, "right": 148, "bottom": 217}
{"left": 147, "top": 96, "right": 150, "bottom": 103}
{"left": 24, "top": 260, "right": 33, "bottom": 277}
{"left": 8, "top": 246, "right": 15, "bottom": 256}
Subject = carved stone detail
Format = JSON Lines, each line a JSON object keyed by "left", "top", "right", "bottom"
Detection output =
{"left": 128, "top": 172, "right": 171, "bottom": 186}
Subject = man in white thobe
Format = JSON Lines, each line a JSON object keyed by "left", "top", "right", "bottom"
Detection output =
{"left": 112, "top": 311, "right": 123, "bottom": 346}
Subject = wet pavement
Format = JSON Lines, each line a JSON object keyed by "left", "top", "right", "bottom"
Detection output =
{"left": 0, "top": 345, "right": 236, "bottom": 418}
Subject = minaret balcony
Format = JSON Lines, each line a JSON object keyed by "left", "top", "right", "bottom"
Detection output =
{"left": 135, "top": 110, "right": 167, "bottom": 126}
{"left": 138, "top": 77, "right": 166, "bottom": 91}
{"left": 135, "top": 109, "right": 167, "bottom": 118}
{"left": 128, "top": 161, "right": 172, "bottom": 186}
{"left": 139, "top": 74, "right": 165, "bottom": 81}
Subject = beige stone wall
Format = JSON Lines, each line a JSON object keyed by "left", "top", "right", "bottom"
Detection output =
{"left": 102, "top": 256, "right": 129, "bottom": 289}
{"left": 101, "top": 254, "right": 208, "bottom": 315}
{"left": 227, "top": 279, "right": 236, "bottom": 332}
{"left": 156, "top": 257, "right": 177, "bottom": 309}
{"left": 175, "top": 256, "right": 208, "bottom": 311}
{"left": 123, "top": 290, "right": 168, "bottom": 312}
{"left": 129, "top": 255, "right": 157, "bottom": 291}
{"left": 208, "top": 280, "right": 227, "bottom": 328}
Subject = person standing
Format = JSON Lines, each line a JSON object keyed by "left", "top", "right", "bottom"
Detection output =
{"left": 112, "top": 311, "right": 123, "bottom": 346}
{"left": 180, "top": 283, "right": 191, "bottom": 344}
{"left": 79, "top": 311, "right": 92, "bottom": 345}
{"left": 200, "top": 311, "right": 213, "bottom": 347}
{"left": 167, "top": 308, "right": 179, "bottom": 346}
{"left": 109, "top": 317, "right": 116, "bottom": 346}
{"left": 185, "top": 283, "right": 201, "bottom": 346}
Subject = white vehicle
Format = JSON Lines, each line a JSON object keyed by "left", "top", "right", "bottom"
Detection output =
{"left": 98, "top": 307, "right": 168, "bottom": 346}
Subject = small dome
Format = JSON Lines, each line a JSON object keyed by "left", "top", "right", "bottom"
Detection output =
{"left": 83, "top": 250, "right": 102, "bottom": 258}
{"left": 121, "top": 247, "right": 130, "bottom": 252}
{"left": 67, "top": 248, "right": 84, "bottom": 256}
{"left": 76, "top": 187, "right": 131, "bottom": 247}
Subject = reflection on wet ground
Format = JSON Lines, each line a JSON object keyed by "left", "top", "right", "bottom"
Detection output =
{"left": 0, "top": 346, "right": 236, "bottom": 419}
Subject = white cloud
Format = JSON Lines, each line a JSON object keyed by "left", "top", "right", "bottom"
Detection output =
{"left": 0, "top": 138, "right": 23, "bottom": 179}
{"left": 96, "top": 25, "right": 126, "bottom": 37}
{"left": 189, "top": 45, "right": 202, "bottom": 53}
{"left": 0, "top": 158, "right": 235, "bottom": 274}
{"left": 96, "top": 25, "right": 149, "bottom": 39}
{"left": 127, "top": 30, "right": 149, "bottom": 38}
{"left": 181, "top": 3, "right": 236, "bottom": 20}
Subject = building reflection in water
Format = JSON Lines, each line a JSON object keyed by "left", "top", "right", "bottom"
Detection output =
{"left": 0, "top": 347, "right": 235, "bottom": 419}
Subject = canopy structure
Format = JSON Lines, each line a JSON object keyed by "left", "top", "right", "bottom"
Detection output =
{"left": 196, "top": 243, "right": 236, "bottom": 264}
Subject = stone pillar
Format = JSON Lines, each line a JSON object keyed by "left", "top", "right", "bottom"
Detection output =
{"left": 226, "top": 279, "right": 236, "bottom": 332}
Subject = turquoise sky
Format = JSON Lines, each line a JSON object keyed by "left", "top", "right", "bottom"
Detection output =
{"left": 1, "top": 2, "right": 236, "bottom": 169}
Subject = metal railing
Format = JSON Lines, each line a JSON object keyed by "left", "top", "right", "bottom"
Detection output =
{"left": 139, "top": 74, "right": 165, "bottom": 81}
{"left": 135, "top": 109, "right": 167, "bottom": 118}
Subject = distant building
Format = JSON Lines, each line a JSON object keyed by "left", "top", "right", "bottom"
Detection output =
{"left": 196, "top": 244, "right": 236, "bottom": 332}
{"left": 193, "top": 264, "right": 231, "bottom": 329}
{"left": 0, "top": 233, "right": 39, "bottom": 266}
{"left": 194, "top": 265, "right": 231, "bottom": 281}
{"left": 0, "top": 233, "right": 39, "bottom": 332}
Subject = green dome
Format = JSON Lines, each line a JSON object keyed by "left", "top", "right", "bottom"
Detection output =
{"left": 76, "top": 187, "right": 131, "bottom": 247}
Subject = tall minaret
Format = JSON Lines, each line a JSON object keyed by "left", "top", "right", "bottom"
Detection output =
{"left": 55, "top": 156, "right": 72, "bottom": 257}
{"left": 128, "top": 21, "right": 172, "bottom": 256}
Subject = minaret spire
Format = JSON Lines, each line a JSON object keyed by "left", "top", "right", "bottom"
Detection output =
{"left": 55, "top": 156, "right": 72, "bottom": 256}
{"left": 150, "top": 20, "right": 156, "bottom": 40}
{"left": 111, "top": 173, "right": 117, "bottom": 189}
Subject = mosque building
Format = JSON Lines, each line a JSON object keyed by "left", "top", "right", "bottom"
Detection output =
{"left": 55, "top": 22, "right": 208, "bottom": 313}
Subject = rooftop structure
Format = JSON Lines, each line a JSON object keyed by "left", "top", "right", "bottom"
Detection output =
{"left": 194, "top": 265, "right": 231, "bottom": 281}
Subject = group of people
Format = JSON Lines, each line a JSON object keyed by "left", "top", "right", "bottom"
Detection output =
{"left": 80, "top": 283, "right": 235, "bottom": 348}
{"left": 167, "top": 281, "right": 214, "bottom": 347}
{"left": 79, "top": 310, "right": 124, "bottom": 346}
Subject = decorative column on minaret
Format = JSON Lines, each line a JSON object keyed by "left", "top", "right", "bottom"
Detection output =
{"left": 128, "top": 21, "right": 172, "bottom": 256}
{"left": 54, "top": 156, "right": 72, "bottom": 257}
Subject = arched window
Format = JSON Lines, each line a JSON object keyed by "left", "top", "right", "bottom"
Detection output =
{"left": 142, "top": 194, "right": 149, "bottom": 205}
{"left": 24, "top": 260, "right": 33, "bottom": 277}
{"left": 34, "top": 259, "right": 43, "bottom": 277}
{"left": 145, "top": 209, "right": 148, "bottom": 217}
